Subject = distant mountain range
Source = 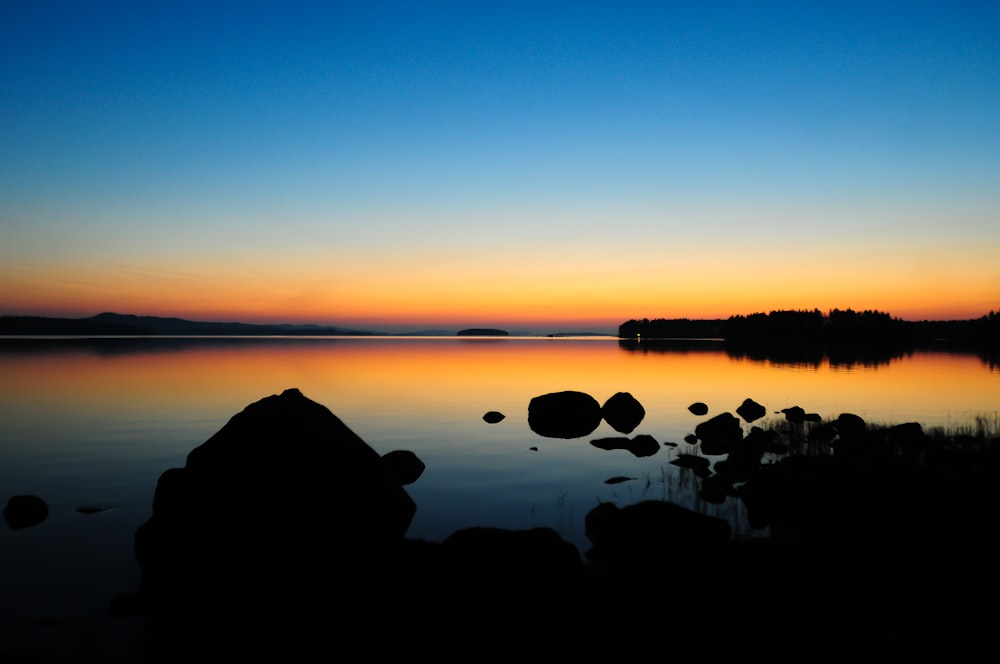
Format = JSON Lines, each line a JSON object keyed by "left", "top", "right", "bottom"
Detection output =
{"left": 0, "top": 313, "right": 547, "bottom": 337}
{"left": 0, "top": 313, "right": 384, "bottom": 337}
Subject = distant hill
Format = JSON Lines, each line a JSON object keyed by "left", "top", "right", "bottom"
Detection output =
{"left": 0, "top": 313, "right": 379, "bottom": 337}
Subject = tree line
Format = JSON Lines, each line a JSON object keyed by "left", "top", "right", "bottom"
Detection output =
{"left": 619, "top": 308, "right": 999, "bottom": 349}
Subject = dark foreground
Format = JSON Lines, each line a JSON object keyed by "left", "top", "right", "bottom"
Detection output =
{"left": 5, "top": 388, "right": 999, "bottom": 662}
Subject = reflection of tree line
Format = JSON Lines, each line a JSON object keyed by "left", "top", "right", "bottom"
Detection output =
{"left": 619, "top": 308, "right": 1000, "bottom": 368}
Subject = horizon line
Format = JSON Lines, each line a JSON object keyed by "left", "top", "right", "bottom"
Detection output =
{"left": 2, "top": 307, "right": 997, "bottom": 333}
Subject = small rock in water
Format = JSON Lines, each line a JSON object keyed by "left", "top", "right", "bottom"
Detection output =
{"left": 4, "top": 495, "right": 49, "bottom": 529}
{"left": 604, "top": 476, "right": 635, "bottom": 485}
{"left": 736, "top": 398, "right": 767, "bottom": 423}
{"left": 76, "top": 506, "right": 109, "bottom": 515}
{"left": 688, "top": 402, "right": 709, "bottom": 416}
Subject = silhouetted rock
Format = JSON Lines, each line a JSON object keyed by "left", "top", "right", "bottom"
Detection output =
{"left": 3, "top": 494, "right": 48, "bottom": 529}
{"left": 527, "top": 390, "right": 602, "bottom": 438}
{"left": 106, "top": 591, "right": 143, "bottom": 619}
{"left": 133, "top": 388, "right": 422, "bottom": 651}
{"left": 698, "top": 473, "right": 735, "bottom": 503}
{"left": 714, "top": 426, "right": 776, "bottom": 480}
{"left": 482, "top": 410, "right": 505, "bottom": 423}
{"left": 887, "top": 421, "right": 927, "bottom": 446}
{"left": 694, "top": 412, "right": 743, "bottom": 455}
{"left": 395, "top": 526, "right": 589, "bottom": 657}
{"left": 583, "top": 500, "right": 731, "bottom": 566}
{"left": 781, "top": 405, "right": 806, "bottom": 423}
{"left": 833, "top": 412, "right": 867, "bottom": 439}
{"left": 441, "top": 526, "right": 584, "bottom": 585}
{"left": 626, "top": 433, "right": 660, "bottom": 457}
{"left": 600, "top": 391, "right": 645, "bottom": 433}
{"left": 381, "top": 449, "right": 425, "bottom": 486}
{"left": 456, "top": 328, "right": 509, "bottom": 336}
{"left": 118, "top": 388, "right": 1000, "bottom": 660}
{"left": 688, "top": 401, "right": 709, "bottom": 416}
{"left": 736, "top": 397, "right": 767, "bottom": 423}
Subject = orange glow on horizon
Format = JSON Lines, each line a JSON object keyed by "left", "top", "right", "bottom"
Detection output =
{"left": 1, "top": 251, "right": 996, "bottom": 329}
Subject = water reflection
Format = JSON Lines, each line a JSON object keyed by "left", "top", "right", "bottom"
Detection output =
{"left": 0, "top": 336, "right": 997, "bottom": 634}
{"left": 617, "top": 337, "right": 920, "bottom": 368}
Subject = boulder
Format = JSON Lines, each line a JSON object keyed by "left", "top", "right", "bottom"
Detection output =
{"left": 381, "top": 449, "right": 426, "bottom": 486}
{"left": 695, "top": 412, "right": 743, "bottom": 455}
{"left": 834, "top": 412, "right": 867, "bottom": 439}
{"left": 600, "top": 392, "right": 645, "bottom": 434}
{"left": 583, "top": 500, "right": 731, "bottom": 566}
{"left": 527, "top": 390, "right": 602, "bottom": 438}
{"left": 736, "top": 397, "right": 767, "bottom": 423}
{"left": 134, "top": 388, "right": 422, "bottom": 635}
{"left": 688, "top": 401, "right": 709, "bottom": 416}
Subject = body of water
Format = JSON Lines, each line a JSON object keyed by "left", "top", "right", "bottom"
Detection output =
{"left": 1, "top": 336, "right": 997, "bottom": 657}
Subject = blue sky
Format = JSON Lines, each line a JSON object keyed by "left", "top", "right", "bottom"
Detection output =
{"left": 2, "top": 1, "right": 998, "bottom": 332}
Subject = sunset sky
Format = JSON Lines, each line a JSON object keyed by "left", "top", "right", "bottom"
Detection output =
{"left": 2, "top": 1, "right": 998, "bottom": 334}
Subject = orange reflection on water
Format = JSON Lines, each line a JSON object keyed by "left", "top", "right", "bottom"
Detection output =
{"left": 1, "top": 340, "right": 996, "bottom": 439}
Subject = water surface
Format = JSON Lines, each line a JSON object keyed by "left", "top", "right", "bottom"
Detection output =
{"left": 1, "top": 336, "right": 996, "bottom": 634}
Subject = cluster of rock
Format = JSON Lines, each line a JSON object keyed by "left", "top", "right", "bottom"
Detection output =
{"left": 3, "top": 494, "right": 109, "bottom": 530}
{"left": 524, "top": 389, "right": 1000, "bottom": 549}
{"left": 11, "top": 386, "right": 995, "bottom": 660}
{"left": 124, "top": 388, "right": 773, "bottom": 660}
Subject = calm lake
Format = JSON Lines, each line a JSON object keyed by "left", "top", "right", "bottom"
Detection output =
{"left": 1, "top": 336, "right": 998, "bottom": 650}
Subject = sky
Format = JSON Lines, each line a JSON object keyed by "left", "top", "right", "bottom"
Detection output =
{"left": 2, "top": 1, "right": 998, "bottom": 334}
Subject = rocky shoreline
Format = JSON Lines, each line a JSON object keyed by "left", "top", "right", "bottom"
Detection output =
{"left": 6, "top": 387, "right": 1000, "bottom": 661}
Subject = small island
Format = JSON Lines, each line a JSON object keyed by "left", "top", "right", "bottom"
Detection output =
{"left": 456, "top": 328, "right": 509, "bottom": 336}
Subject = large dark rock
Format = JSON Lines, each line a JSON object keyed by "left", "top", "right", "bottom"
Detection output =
{"left": 134, "top": 388, "right": 421, "bottom": 643}
{"left": 439, "top": 526, "right": 585, "bottom": 605}
{"left": 527, "top": 390, "right": 603, "bottom": 438}
{"left": 117, "top": 388, "right": 1000, "bottom": 660}
{"left": 583, "top": 500, "right": 731, "bottom": 566}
